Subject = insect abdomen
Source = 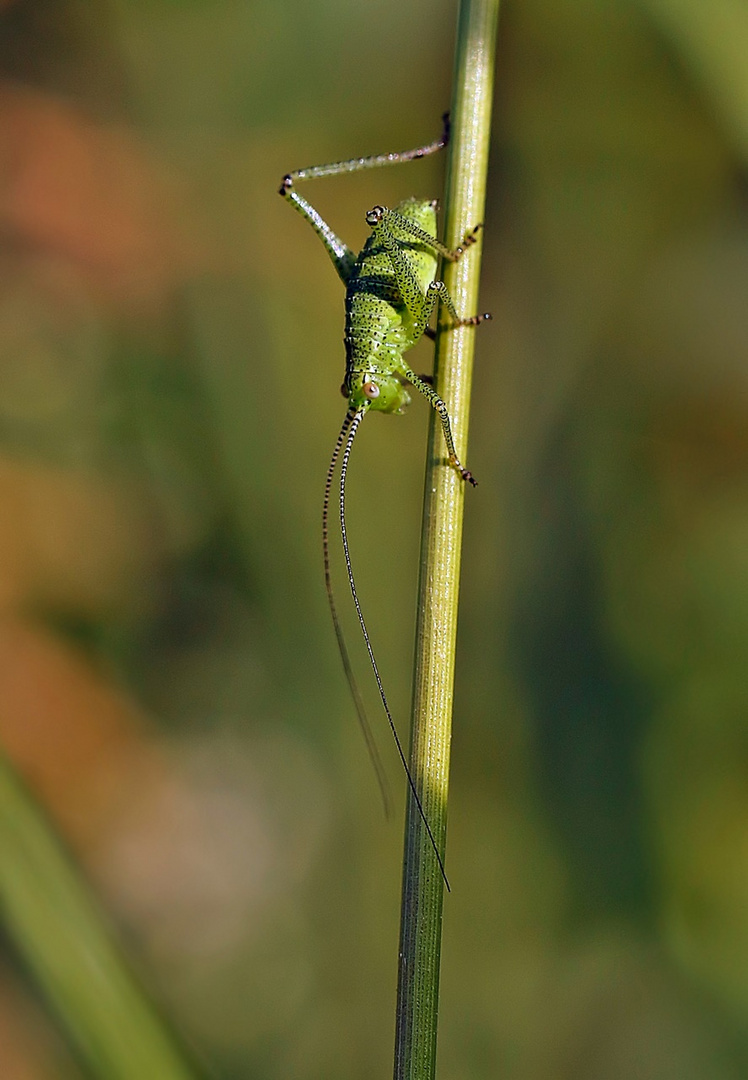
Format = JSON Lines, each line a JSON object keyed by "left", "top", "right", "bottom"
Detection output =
{"left": 343, "top": 198, "right": 439, "bottom": 414}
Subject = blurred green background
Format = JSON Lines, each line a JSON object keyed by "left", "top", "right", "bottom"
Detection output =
{"left": 1, "top": 0, "right": 748, "bottom": 1075}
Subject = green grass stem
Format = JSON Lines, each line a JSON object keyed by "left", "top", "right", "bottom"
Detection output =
{"left": 393, "top": 1, "right": 500, "bottom": 1077}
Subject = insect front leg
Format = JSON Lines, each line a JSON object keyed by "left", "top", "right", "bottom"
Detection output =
{"left": 399, "top": 363, "right": 477, "bottom": 486}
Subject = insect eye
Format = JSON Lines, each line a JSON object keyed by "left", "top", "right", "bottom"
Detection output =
{"left": 340, "top": 382, "right": 348, "bottom": 397}
{"left": 363, "top": 380, "right": 380, "bottom": 399}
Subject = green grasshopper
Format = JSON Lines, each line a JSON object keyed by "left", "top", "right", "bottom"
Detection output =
{"left": 279, "top": 117, "right": 489, "bottom": 887}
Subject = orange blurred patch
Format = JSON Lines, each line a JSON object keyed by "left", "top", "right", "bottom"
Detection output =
{"left": 0, "top": 83, "right": 206, "bottom": 315}
{"left": 0, "top": 616, "right": 163, "bottom": 848}
{"left": 0, "top": 457, "right": 160, "bottom": 615}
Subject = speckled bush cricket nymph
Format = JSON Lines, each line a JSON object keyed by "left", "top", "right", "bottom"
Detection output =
{"left": 279, "top": 116, "right": 490, "bottom": 888}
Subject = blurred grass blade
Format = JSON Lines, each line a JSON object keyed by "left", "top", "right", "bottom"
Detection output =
{"left": 0, "top": 751, "right": 201, "bottom": 1080}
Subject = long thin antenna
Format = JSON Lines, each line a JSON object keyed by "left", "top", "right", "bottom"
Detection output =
{"left": 324, "top": 408, "right": 392, "bottom": 816}
{"left": 339, "top": 410, "right": 450, "bottom": 891}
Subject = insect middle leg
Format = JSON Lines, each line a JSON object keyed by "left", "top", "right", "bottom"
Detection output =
{"left": 365, "top": 205, "right": 491, "bottom": 337}
{"left": 364, "top": 206, "right": 489, "bottom": 484}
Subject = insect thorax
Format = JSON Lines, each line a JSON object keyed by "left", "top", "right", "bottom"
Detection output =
{"left": 343, "top": 278, "right": 413, "bottom": 414}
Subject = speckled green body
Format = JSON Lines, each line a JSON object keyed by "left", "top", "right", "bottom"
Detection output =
{"left": 279, "top": 133, "right": 486, "bottom": 475}
{"left": 278, "top": 129, "right": 487, "bottom": 893}
{"left": 344, "top": 198, "right": 438, "bottom": 414}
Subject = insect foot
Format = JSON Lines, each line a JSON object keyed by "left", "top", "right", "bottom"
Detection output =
{"left": 413, "top": 112, "right": 449, "bottom": 156}
{"left": 458, "top": 311, "right": 492, "bottom": 328}
{"left": 454, "top": 222, "right": 484, "bottom": 257}
{"left": 449, "top": 454, "right": 478, "bottom": 487}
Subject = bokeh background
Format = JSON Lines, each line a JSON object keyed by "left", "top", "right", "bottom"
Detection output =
{"left": 1, "top": 0, "right": 748, "bottom": 1076}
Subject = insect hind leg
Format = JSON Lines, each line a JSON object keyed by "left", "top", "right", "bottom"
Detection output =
{"left": 278, "top": 185, "right": 356, "bottom": 283}
{"left": 279, "top": 116, "right": 452, "bottom": 284}
{"left": 281, "top": 114, "right": 449, "bottom": 189}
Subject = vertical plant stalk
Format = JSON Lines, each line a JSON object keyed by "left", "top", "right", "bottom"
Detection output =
{"left": 393, "top": 0, "right": 500, "bottom": 1077}
{"left": 0, "top": 752, "right": 200, "bottom": 1080}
